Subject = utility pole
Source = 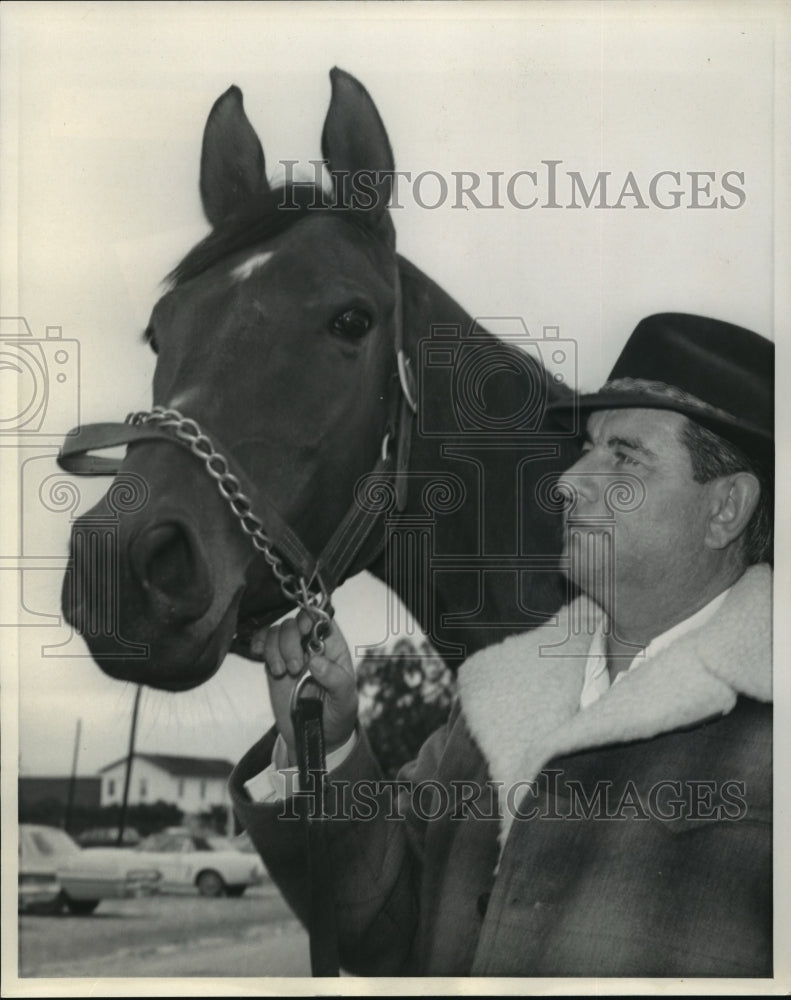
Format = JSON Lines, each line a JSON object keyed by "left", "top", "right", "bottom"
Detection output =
{"left": 63, "top": 718, "right": 81, "bottom": 834}
{"left": 117, "top": 685, "right": 142, "bottom": 847}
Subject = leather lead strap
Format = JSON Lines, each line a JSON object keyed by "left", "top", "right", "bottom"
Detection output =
{"left": 291, "top": 687, "right": 340, "bottom": 977}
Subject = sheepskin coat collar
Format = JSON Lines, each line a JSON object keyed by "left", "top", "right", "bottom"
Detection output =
{"left": 457, "top": 564, "right": 772, "bottom": 847}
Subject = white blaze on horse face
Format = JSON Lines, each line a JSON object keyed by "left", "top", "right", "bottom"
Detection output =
{"left": 230, "top": 251, "right": 275, "bottom": 283}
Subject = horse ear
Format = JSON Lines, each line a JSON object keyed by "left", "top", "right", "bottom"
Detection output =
{"left": 321, "top": 68, "right": 394, "bottom": 218}
{"left": 200, "top": 86, "right": 270, "bottom": 228}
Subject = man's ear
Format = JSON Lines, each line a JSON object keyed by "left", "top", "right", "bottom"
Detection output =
{"left": 705, "top": 472, "right": 761, "bottom": 550}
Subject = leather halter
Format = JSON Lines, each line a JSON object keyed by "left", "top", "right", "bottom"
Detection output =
{"left": 57, "top": 264, "right": 416, "bottom": 629}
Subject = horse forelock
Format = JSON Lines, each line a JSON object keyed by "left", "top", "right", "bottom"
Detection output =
{"left": 166, "top": 184, "right": 391, "bottom": 289}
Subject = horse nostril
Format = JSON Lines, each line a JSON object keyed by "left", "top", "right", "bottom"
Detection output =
{"left": 130, "top": 521, "right": 213, "bottom": 622}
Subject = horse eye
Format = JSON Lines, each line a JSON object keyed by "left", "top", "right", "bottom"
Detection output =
{"left": 331, "top": 308, "right": 372, "bottom": 339}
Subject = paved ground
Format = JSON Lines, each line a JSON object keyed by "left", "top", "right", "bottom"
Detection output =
{"left": 15, "top": 885, "right": 312, "bottom": 981}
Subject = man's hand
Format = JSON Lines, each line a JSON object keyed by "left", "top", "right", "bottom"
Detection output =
{"left": 251, "top": 609, "right": 358, "bottom": 766}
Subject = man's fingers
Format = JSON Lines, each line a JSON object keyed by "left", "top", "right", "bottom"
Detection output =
{"left": 323, "top": 621, "right": 352, "bottom": 668}
{"left": 295, "top": 610, "right": 351, "bottom": 670}
{"left": 262, "top": 612, "right": 358, "bottom": 759}
{"left": 262, "top": 625, "right": 287, "bottom": 680}
{"left": 277, "top": 618, "right": 305, "bottom": 676}
{"left": 265, "top": 612, "right": 352, "bottom": 689}
{"left": 306, "top": 649, "right": 355, "bottom": 696}
{"left": 295, "top": 609, "right": 315, "bottom": 636}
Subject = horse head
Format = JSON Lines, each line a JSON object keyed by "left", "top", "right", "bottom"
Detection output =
{"left": 62, "top": 70, "right": 411, "bottom": 691}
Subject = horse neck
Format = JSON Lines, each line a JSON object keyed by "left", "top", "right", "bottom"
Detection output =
{"left": 394, "top": 252, "right": 571, "bottom": 521}
{"left": 363, "top": 255, "right": 575, "bottom": 653}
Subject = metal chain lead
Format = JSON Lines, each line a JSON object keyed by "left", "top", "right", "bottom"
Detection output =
{"left": 127, "top": 406, "right": 333, "bottom": 655}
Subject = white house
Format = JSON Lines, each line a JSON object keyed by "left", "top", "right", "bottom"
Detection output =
{"left": 98, "top": 753, "right": 234, "bottom": 818}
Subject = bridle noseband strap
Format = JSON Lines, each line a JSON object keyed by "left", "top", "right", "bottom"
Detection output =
{"left": 57, "top": 416, "right": 328, "bottom": 596}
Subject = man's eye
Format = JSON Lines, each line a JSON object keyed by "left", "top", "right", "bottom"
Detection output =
{"left": 613, "top": 450, "right": 639, "bottom": 467}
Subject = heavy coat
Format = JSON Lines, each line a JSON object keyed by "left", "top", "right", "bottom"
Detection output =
{"left": 230, "top": 564, "right": 772, "bottom": 977}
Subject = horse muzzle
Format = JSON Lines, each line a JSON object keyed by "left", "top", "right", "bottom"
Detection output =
{"left": 57, "top": 399, "right": 402, "bottom": 687}
{"left": 61, "top": 477, "right": 248, "bottom": 690}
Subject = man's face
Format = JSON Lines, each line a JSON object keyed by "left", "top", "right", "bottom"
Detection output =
{"left": 558, "top": 408, "right": 715, "bottom": 611}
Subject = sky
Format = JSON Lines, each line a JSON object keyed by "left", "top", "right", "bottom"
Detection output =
{"left": 1, "top": 1, "right": 789, "bottom": 788}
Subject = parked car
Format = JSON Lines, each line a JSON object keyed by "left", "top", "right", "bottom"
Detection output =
{"left": 126, "top": 830, "right": 267, "bottom": 897}
{"left": 19, "top": 824, "right": 161, "bottom": 915}
{"left": 17, "top": 838, "right": 61, "bottom": 914}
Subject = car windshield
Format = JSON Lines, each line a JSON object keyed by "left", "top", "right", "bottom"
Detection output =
{"left": 202, "top": 836, "right": 235, "bottom": 851}
{"left": 26, "top": 827, "right": 81, "bottom": 858}
{"left": 80, "top": 827, "right": 139, "bottom": 845}
{"left": 137, "top": 833, "right": 186, "bottom": 852}
{"left": 136, "top": 831, "right": 237, "bottom": 852}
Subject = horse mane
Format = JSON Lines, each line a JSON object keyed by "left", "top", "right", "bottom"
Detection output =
{"left": 166, "top": 184, "right": 333, "bottom": 288}
{"left": 166, "top": 184, "right": 392, "bottom": 289}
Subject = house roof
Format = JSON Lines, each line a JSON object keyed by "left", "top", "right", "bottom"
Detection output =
{"left": 98, "top": 753, "right": 234, "bottom": 779}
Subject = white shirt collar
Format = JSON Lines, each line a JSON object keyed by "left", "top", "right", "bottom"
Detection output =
{"left": 579, "top": 587, "right": 732, "bottom": 709}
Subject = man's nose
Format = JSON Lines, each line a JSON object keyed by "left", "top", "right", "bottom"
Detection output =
{"left": 557, "top": 452, "right": 601, "bottom": 511}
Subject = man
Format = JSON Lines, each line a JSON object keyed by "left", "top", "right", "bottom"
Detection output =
{"left": 230, "top": 313, "right": 773, "bottom": 977}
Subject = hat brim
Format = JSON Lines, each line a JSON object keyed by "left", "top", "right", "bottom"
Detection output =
{"left": 546, "top": 391, "right": 774, "bottom": 474}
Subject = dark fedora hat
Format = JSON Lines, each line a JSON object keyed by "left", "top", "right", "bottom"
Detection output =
{"left": 549, "top": 312, "right": 774, "bottom": 471}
